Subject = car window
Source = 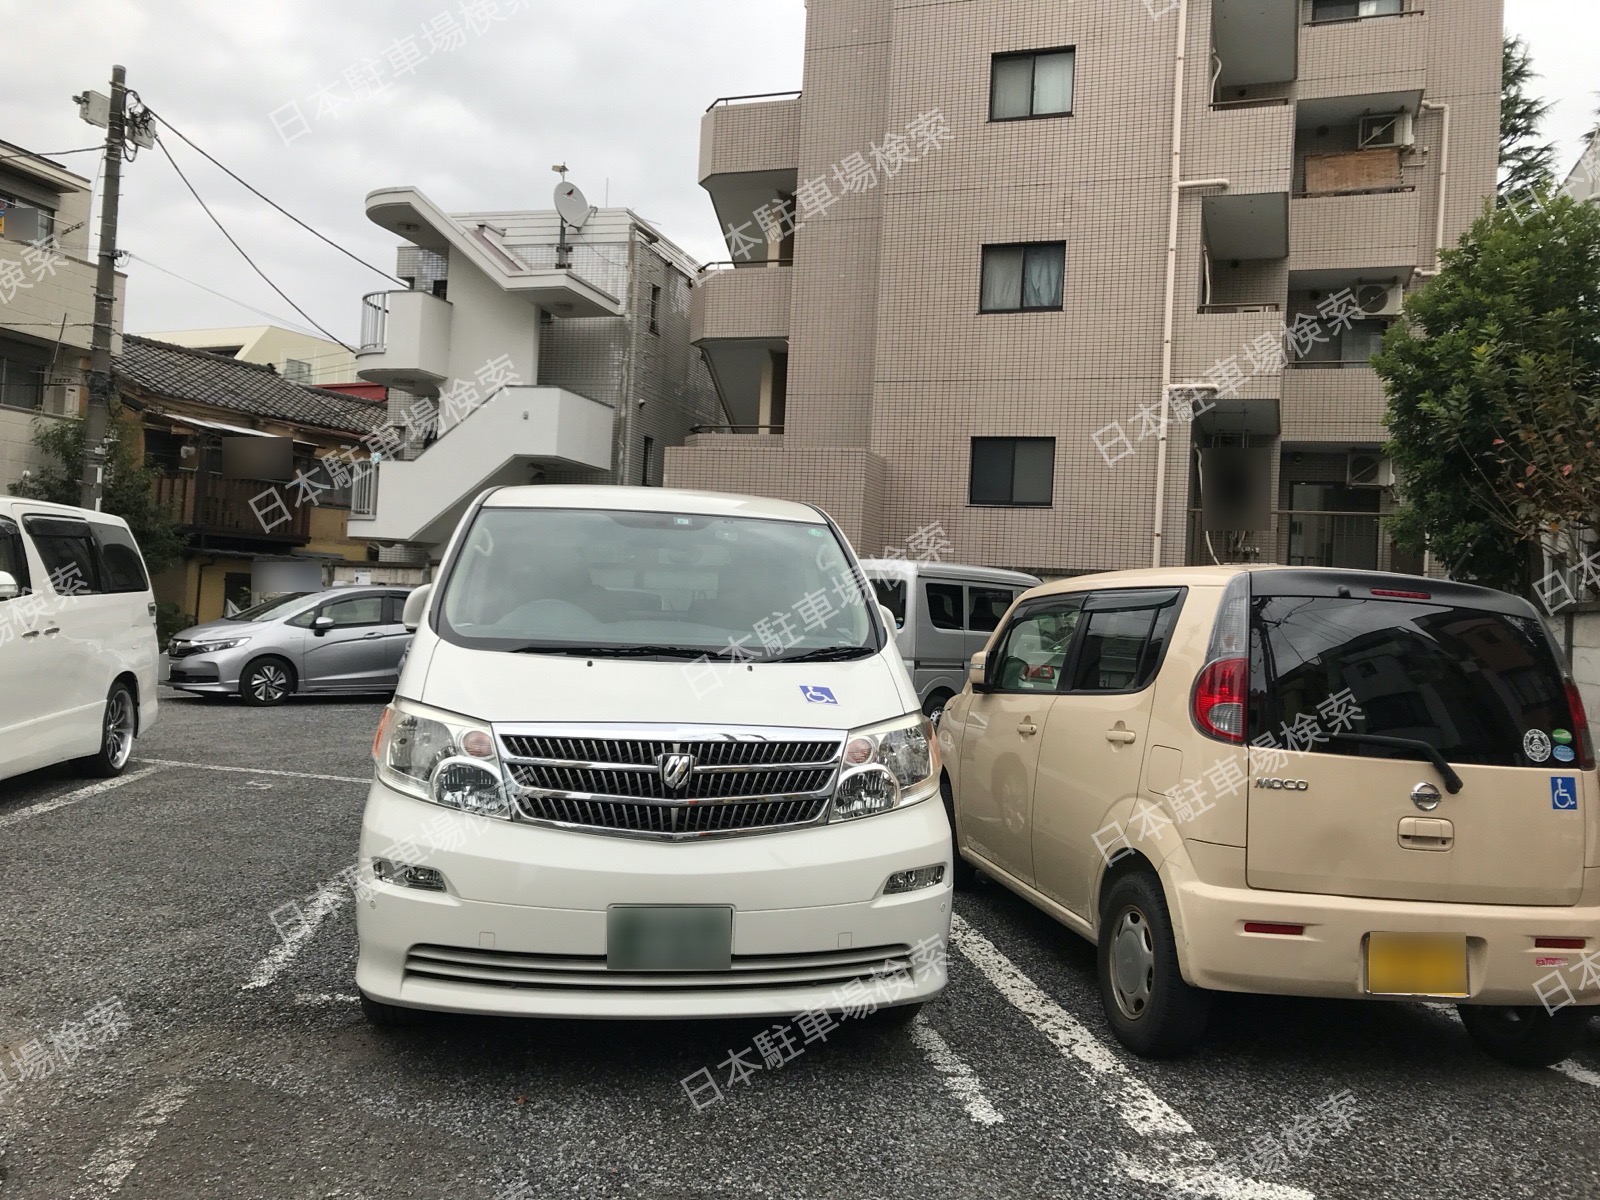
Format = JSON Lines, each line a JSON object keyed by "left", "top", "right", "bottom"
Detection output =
{"left": 993, "top": 601, "right": 1083, "bottom": 692}
{"left": 22, "top": 516, "right": 100, "bottom": 596}
{"left": 968, "top": 587, "right": 1013, "bottom": 633}
{"left": 925, "top": 582, "right": 964, "bottom": 631}
{"left": 324, "top": 596, "right": 385, "bottom": 627}
{"left": 871, "top": 578, "right": 906, "bottom": 626}
{"left": 1252, "top": 594, "right": 1577, "bottom": 768}
{"left": 1066, "top": 589, "right": 1184, "bottom": 694}
{"left": 91, "top": 523, "right": 148, "bottom": 594}
{"left": 0, "top": 516, "right": 31, "bottom": 597}
{"left": 228, "top": 592, "right": 311, "bottom": 622}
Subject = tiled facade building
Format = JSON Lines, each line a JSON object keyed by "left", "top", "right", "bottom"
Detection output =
{"left": 666, "top": 0, "right": 1502, "bottom": 577}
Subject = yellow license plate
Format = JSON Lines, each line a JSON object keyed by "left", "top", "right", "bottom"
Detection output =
{"left": 1365, "top": 932, "right": 1468, "bottom": 996}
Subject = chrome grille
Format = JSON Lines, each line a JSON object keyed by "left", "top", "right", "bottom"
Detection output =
{"left": 496, "top": 725, "right": 844, "bottom": 840}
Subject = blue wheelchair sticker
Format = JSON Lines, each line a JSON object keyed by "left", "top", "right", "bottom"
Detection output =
{"left": 1551, "top": 777, "right": 1579, "bottom": 811}
{"left": 800, "top": 685, "right": 838, "bottom": 705}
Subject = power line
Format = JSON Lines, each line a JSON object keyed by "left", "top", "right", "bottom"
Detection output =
{"left": 145, "top": 109, "right": 405, "bottom": 286}
{"left": 0, "top": 145, "right": 101, "bottom": 164}
{"left": 123, "top": 252, "right": 334, "bottom": 338}
{"left": 153, "top": 135, "right": 353, "bottom": 351}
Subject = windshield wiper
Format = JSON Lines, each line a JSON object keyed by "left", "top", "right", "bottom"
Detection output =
{"left": 511, "top": 644, "right": 705, "bottom": 660}
{"left": 1327, "top": 733, "right": 1465, "bottom": 795}
{"left": 770, "top": 646, "right": 877, "bottom": 663}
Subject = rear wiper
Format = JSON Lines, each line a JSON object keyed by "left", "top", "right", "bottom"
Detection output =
{"left": 511, "top": 644, "right": 704, "bottom": 660}
{"left": 1327, "top": 733, "right": 1464, "bottom": 795}
{"left": 771, "top": 646, "right": 877, "bottom": 663}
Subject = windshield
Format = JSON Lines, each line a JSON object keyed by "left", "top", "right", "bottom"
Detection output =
{"left": 225, "top": 592, "right": 311, "bottom": 622}
{"left": 438, "top": 507, "right": 879, "bottom": 659}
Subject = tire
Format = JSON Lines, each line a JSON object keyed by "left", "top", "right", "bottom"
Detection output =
{"left": 75, "top": 682, "right": 137, "bottom": 778}
{"left": 922, "top": 689, "right": 954, "bottom": 728}
{"left": 359, "top": 991, "right": 427, "bottom": 1028}
{"left": 1458, "top": 1004, "right": 1589, "bottom": 1069}
{"left": 940, "top": 775, "right": 978, "bottom": 890}
{"left": 1097, "top": 871, "right": 1211, "bottom": 1058}
{"left": 240, "top": 658, "right": 295, "bottom": 707}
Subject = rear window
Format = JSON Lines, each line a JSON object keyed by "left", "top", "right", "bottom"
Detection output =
{"left": 1251, "top": 595, "right": 1575, "bottom": 768}
{"left": 91, "top": 522, "right": 148, "bottom": 594}
{"left": 925, "top": 582, "right": 964, "bottom": 630}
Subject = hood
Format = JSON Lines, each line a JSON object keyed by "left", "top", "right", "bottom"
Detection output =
{"left": 411, "top": 636, "right": 919, "bottom": 731}
{"left": 173, "top": 618, "right": 272, "bottom": 642}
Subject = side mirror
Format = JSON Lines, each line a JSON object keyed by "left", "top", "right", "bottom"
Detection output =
{"left": 0, "top": 571, "right": 17, "bottom": 601}
{"left": 312, "top": 615, "right": 334, "bottom": 635}
{"left": 878, "top": 603, "right": 901, "bottom": 635}
{"left": 402, "top": 584, "right": 432, "bottom": 632}
{"left": 969, "top": 650, "right": 990, "bottom": 693}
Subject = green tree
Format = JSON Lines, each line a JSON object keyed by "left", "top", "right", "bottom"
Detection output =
{"left": 1374, "top": 192, "right": 1600, "bottom": 598}
{"left": 1500, "top": 36, "right": 1557, "bottom": 204}
{"left": 9, "top": 405, "right": 185, "bottom": 573}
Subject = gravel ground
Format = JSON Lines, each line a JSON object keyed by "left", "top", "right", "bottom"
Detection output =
{"left": 0, "top": 689, "right": 1595, "bottom": 1200}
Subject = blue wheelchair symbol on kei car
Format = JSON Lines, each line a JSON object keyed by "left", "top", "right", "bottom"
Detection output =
{"left": 1551, "top": 777, "right": 1579, "bottom": 810}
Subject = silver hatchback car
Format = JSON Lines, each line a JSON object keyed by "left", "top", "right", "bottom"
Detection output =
{"left": 166, "top": 586, "right": 414, "bottom": 706}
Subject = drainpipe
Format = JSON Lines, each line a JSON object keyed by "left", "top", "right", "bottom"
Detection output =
{"left": 1151, "top": 0, "right": 1231, "bottom": 566}
{"left": 1413, "top": 100, "right": 1451, "bottom": 278}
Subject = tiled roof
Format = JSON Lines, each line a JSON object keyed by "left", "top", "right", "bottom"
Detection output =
{"left": 116, "top": 335, "right": 384, "bottom": 436}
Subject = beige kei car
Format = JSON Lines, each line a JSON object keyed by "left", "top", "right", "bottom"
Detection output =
{"left": 938, "top": 566, "right": 1599, "bottom": 1067}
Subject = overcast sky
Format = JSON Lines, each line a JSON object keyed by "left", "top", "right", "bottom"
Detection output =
{"left": 0, "top": 0, "right": 1592, "bottom": 353}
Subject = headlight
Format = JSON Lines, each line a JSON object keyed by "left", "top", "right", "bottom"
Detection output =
{"left": 831, "top": 712, "right": 939, "bottom": 821}
{"left": 371, "top": 700, "right": 512, "bottom": 819}
{"left": 194, "top": 637, "right": 250, "bottom": 652}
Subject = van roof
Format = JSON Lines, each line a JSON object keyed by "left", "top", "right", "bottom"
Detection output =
{"left": 481, "top": 485, "right": 827, "bottom": 524}
{"left": 1, "top": 496, "right": 132, "bottom": 529}
{"left": 858, "top": 558, "right": 1041, "bottom": 586}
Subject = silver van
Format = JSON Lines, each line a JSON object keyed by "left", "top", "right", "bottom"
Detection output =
{"left": 860, "top": 559, "right": 1040, "bottom": 724}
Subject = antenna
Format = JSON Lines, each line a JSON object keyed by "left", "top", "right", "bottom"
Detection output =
{"left": 552, "top": 165, "right": 594, "bottom": 269}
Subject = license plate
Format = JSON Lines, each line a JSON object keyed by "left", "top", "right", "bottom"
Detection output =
{"left": 1365, "top": 932, "right": 1468, "bottom": 996}
{"left": 606, "top": 906, "right": 733, "bottom": 972}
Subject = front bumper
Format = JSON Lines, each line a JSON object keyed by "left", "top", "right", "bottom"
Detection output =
{"left": 1171, "top": 867, "right": 1600, "bottom": 1007}
{"left": 165, "top": 646, "right": 250, "bottom": 692}
{"left": 354, "top": 779, "right": 953, "bottom": 1018}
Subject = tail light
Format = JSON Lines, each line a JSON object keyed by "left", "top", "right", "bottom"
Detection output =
{"left": 1564, "top": 682, "right": 1596, "bottom": 771}
{"left": 1193, "top": 657, "right": 1248, "bottom": 743}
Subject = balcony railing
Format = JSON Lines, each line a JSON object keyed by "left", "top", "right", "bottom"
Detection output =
{"left": 350, "top": 465, "right": 378, "bottom": 518}
{"left": 152, "top": 472, "right": 312, "bottom": 544}
{"left": 1197, "top": 303, "right": 1282, "bottom": 315}
{"left": 1189, "top": 508, "right": 1385, "bottom": 569}
{"left": 689, "top": 424, "right": 785, "bottom": 435}
{"left": 360, "top": 292, "right": 389, "bottom": 352}
{"left": 705, "top": 90, "right": 801, "bottom": 112}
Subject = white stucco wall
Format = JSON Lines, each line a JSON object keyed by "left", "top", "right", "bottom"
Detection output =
{"left": 1569, "top": 611, "right": 1600, "bottom": 746}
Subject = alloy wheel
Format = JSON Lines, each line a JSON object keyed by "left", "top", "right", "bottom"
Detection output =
{"left": 104, "top": 690, "right": 136, "bottom": 769}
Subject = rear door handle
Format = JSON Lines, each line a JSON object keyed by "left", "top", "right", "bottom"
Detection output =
{"left": 1398, "top": 816, "right": 1454, "bottom": 851}
{"left": 363, "top": 631, "right": 382, "bottom": 639}
{"left": 42, "top": 627, "right": 61, "bottom": 636}
{"left": 1017, "top": 721, "right": 1039, "bottom": 736}
{"left": 21, "top": 629, "right": 40, "bottom": 639}
{"left": 1106, "top": 729, "right": 1137, "bottom": 745}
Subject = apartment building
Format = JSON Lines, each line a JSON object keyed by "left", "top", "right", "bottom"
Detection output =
{"left": 349, "top": 190, "right": 721, "bottom": 556}
{"left": 139, "top": 325, "right": 362, "bottom": 390}
{"left": 665, "top": 0, "right": 1501, "bottom": 577}
{"left": 0, "top": 140, "right": 124, "bottom": 493}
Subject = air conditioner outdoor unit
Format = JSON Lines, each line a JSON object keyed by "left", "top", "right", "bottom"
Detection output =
{"left": 1358, "top": 111, "right": 1415, "bottom": 150}
{"left": 1355, "top": 283, "right": 1405, "bottom": 317}
{"left": 1347, "top": 452, "right": 1396, "bottom": 488}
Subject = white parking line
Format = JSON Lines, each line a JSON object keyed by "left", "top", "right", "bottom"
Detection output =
{"left": 909, "top": 1014, "right": 1005, "bottom": 1126}
{"left": 140, "top": 758, "right": 370, "bottom": 785}
{"left": 241, "top": 880, "right": 349, "bottom": 991}
{"left": 72, "top": 1082, "right": 194, "bottom": 1198}
{"left": 294, "top": 992, "right": 360, "bottom": 1006}
{"left": 0, "top": 766, "right": 162, "bottom": 830}
{"left": 950, "top": 915, "right": 1312, "bottom": 1200}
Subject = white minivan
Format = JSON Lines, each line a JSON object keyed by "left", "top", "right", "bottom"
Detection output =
{"left": 356, "top": 486, "right": 952, "bottom": 1025}
{"left": 0, "top": 498, "right": 160, "bottom": 783}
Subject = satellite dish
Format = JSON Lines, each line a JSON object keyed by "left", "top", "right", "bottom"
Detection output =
{"left": 554, "top": 181, "right": 592, "bottom": 230}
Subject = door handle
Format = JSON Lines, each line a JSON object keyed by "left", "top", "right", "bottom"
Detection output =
{"left": 1017, "top": 721, "right": 1039, "bottom": 736}
{"left": 42, "top": 627, "right": 61, "bottom": 636}
{"left": 1106, "top": 727, "right": 1137, "bottom": 745}
{"left": 363, "top": 632, "right": 382, "bottom": 639}
{"left": 21, "top": 629, "right": 41, "bottom": 639}
{"left": 1398, "top": 816, "right": 1454, "bottom": 851}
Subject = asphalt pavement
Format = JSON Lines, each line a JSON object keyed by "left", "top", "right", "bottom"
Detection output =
{"left": 0, "top": 689, "right": 1596, "bottom": 1199}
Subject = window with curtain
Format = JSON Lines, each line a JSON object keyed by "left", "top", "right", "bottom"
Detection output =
{"left": 980, "top": 243, "right": 1065, "bottom": 312}
{"left": 990, "top": 49, "right": 1075, "bottom": 120}
{"left": 970, "top": 438, "right": 1056, "bottom": 507}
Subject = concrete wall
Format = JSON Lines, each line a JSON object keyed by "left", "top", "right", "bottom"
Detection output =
{"left": 437, "top": 252, "right": 540, "bottom": 429}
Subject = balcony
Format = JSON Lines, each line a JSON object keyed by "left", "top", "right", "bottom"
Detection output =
{"left": 356, "top": 290, "right": 451, "bottom": 390}
{"left": 1289, "top": 190, "right": 1420, "bottom": 273}
{"left": 699, "top": 92, "right": 801, "bottom": 237}
{"left": 1281, "top": 362, "right": 1388, "bottom": 441}
{"left": 1211, "top": 0, "right": 1298, "bottom": 90}
{"left": 1299, "top": 6, "right": 1428, "bottom": 102}
{"left": 1189, "top": 507, "right": 1391, "bottom": 570}
{"left": 152, "top": 473, "right": 312, "bottom": 545}
{"left": 691, "top": 262, "right": 792, "bottom": 431}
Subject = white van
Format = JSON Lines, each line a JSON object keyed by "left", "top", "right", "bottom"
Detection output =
{"left": 860, "top": 559, "right": 1040, "bottom": 724}
{"left": 0, "top": 498, "right": 160, "bottom": 783}
{"left": 356, "top": 486, "right": 952, "bottom": 1025}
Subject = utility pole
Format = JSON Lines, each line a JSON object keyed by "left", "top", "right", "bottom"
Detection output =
{"left": 79, "top": 64, "right": 128, "bottom": 510}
